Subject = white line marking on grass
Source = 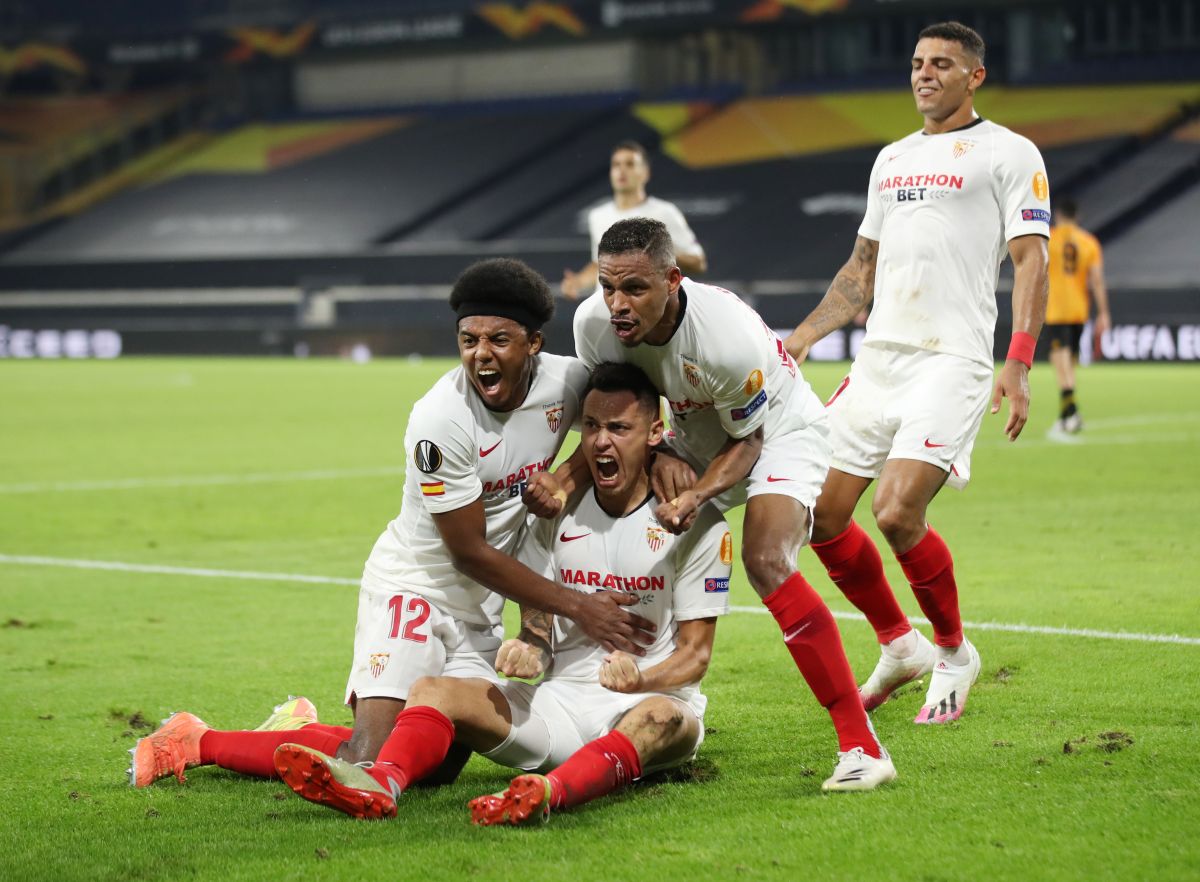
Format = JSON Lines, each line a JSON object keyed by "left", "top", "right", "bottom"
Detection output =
{"left": 0, "top": 466, "right": 406, "bottom": 495}
{"left": 1084, "top": 413, "right": 1200, "bottom": 429}
{"left": 0, "top": 555, "right": 359, "bottom": 587}
{"left": 728, "top": 606, "right": 1200, "bottom": 646}
{"left": 2, "top": 553, "right": 1198, "bottom": 647}
{"left": 982, "top": 431, "right": 1198, "bottom": 450}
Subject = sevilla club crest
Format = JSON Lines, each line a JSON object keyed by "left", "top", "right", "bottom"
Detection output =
{"left": 683, "top": 362, "right": 701, "bottom": 388}
{"left": 646, "top": 525, "right": 667, "bottom": 552}
{"left": 369, "top": 652, "right": 390, "bottom": 678}
{"left": 544, "top": 402, "right": 564, "bottom": 433}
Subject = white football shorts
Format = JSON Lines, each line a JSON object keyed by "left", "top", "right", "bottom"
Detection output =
{"left": 673, "top": 419, "right": 831, "bottom": 517}
{"left": 826, "top": 342, "right": 994, "bottom": 490}
{"left": 344, "top": 577, "right": 502, "bottom": 704}
{"left": 483, "top": 678, "right": 706, "bottom": 775}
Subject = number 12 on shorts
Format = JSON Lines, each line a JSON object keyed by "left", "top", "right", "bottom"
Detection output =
{"left": 388, "top": 595, "right": 431, "bottom": 644}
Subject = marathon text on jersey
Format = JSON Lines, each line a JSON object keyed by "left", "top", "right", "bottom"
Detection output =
{"left": 481, "top": 455, "right": 553, "bottom": 494}
{"left": 560, "top": 569, "right": 666, "bottom": 592}
{"left": 878, "top": 173, "right": 965, "bottom": 192}
{"left": 667, "top": 397, "right": 713, "bottom": 418}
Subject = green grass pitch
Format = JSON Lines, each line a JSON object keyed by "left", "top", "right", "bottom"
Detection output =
{"left": 1, "top": 357, "right": 1198, "bottom": 882}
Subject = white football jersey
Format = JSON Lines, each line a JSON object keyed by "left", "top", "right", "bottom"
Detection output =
{"left": 859, "top": 117, "right": 1051, "bottom": 367}
{"left": 363, "top": 353, "right": 588, "bottom": 626}
{"left": 588, "top": 195, "right": 703, "bottom": 262}
{"left": 523, "top": 490, "right": 731, "bottom": 685}
{"left": 586, "top": 196, "right": 703, "bottom": 297}
{"left": 574, "top": 279, "right": 826, "bottom": 468}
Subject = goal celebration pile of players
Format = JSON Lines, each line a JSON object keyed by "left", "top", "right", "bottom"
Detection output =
{"left": 127, "top": 21, "right": 1097, "bottom": 825}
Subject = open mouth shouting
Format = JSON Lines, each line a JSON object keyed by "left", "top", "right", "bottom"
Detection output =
{"left": 477, "top": 366, "right": 502, "bottom": 390}
{"left": 594, "top": 454, "right": 620, "bottom": 487}
{"left": 610, "top": 316, "right": 639, "bottom": 344}
{"left": 471, "top": 363, "right": 513, "bottom": 407}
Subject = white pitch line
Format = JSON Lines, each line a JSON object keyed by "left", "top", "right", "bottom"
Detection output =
{"left": 2, "top": 553, "right": 1197, "bottom": 647}
{"left": 0, "top": 466, "right": 406, "bottom": 495}
{"left": 1083, "top": 413, "right": 1200, "bottom": 429}
{"left": 981, "top": 430, "right": 1199, "bottom": 450}
{"left": 727, "top": 606, "right": 1200, "bottom": 646}
{"left": 0, "top": 554, "right": 360, "bottom": 587}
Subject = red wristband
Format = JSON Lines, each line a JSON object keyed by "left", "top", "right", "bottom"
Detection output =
{"left": 1006, "top": 331, "right": 1036, "bottom": 368}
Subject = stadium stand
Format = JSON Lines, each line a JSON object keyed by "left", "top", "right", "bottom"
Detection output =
{"left": 406, "top": 106, "right": 674, "bottom": 244}
{"left": 1077, "top": 135, "right": 1200, "bottom": 232}
{"left": 5, "top": 108, "right": 623, "bottom": 260}
{"left": 1040, "top": 139, "right": 1124, "bottom": 188}
{"left": 1, "top": 0, "right": 1198, "bottom": 363}
{"left": 505, "top": 141, "right": 877, "bottom": 282}
{"left": 0, "top": 90, "right": 206, "bottom": 228}
{"left": 5, "top": 83, "right": 1197, "bottom": 272}
{"left": 1102, "top": 178, "right": 1200, "bottom": 286}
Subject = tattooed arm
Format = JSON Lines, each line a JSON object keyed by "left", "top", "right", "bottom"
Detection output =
{"left": 495, "top": 604, "right": 555, "bottom": 679}
{"left": 517, "top": 605, "right": 554, "bottom": 655}
{"left": 783, "top": 235, "right": 879, "bottom": 363}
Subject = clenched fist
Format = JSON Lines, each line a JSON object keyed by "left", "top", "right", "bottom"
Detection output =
{"left": 496, "top": 639, "right": 547, "bottom": 680}
{"left": 599, "top": 651, "right": 644, "bottom": 693}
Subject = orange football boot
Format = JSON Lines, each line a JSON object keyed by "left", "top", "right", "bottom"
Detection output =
{"left": 469, "top": 774, "right": 552, "bottom": 826}
{"left": 274, "top": 744, "right": 399, "bottom": 819}
{"left": 128, "top": 712, "right": 209, "bottom": 787}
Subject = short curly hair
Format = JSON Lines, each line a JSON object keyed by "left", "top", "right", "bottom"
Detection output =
{"left": 597, "top": 217, "right": 676, "bottom": 272}
{"left": 448, "top": 258, "right": 555, "bottom": 332}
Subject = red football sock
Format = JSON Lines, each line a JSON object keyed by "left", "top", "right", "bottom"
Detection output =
{"left": 199, "top": 723, "right": 351, "bottom": 778}
{"left": 812, "top": 521, "right": 912, "bottom": 644}
{"left": 763, "top": 573, "right": 881, "bottom": 757}
{"left": 545, "top": 730, "right": 642, "bottom": 810}
{"left": 896, "top": 526, "right": 963, "bottom": 648}
{"left": 365, "top": 705, "right": 456, "bottom": 793}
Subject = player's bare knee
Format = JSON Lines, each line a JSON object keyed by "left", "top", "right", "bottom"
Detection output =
{"left": 742, "top": 543, "right": 794, "bottom": 593}
{"left": 405, "top": 676, "right": 442, "bottom": 706}
{"left": 872, "top": 498, "right": 924, "bottom": 548}
{"left": 406, "top": 676, "right": 465, "bottom": 718}
{"left": 811, "top": 504, "right": 851, "bottom": 544}
{"left": 644, "top": 697, "right": 687, "bottom": 734}
{"left": 620, "top": 697, "right": 687, "bottom": 742}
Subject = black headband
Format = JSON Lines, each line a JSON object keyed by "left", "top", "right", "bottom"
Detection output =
{"left": 455, "top": 301, "right": 545, "bottom": 331}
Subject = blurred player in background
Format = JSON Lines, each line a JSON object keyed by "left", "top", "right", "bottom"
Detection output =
{"left": 560, "top": 140, "right": 706, "bottom": 300}
{"left": 1047, "top": 197, "right": 1110, "bottom": 434}
{"left": 785, "top": 21, "right": 1049, "bottom": 725}
{"left": 271, "top": 363, "right": 731, "bottom": 821}
{"left": 551, "top": 218, "right": 895, "bottom": 791}
{"left": 128, "top": 259, "right": 654, "bottom": 788}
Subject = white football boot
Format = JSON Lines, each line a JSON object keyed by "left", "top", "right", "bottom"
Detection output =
{"left": 821, "top": 746, "right": 897, "bottom": 792}
{"left": 914, "top": 638, "right": 981, "bottom": 724}
{"left": 859, "top": 629, "right": 936, "bottom": 711}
